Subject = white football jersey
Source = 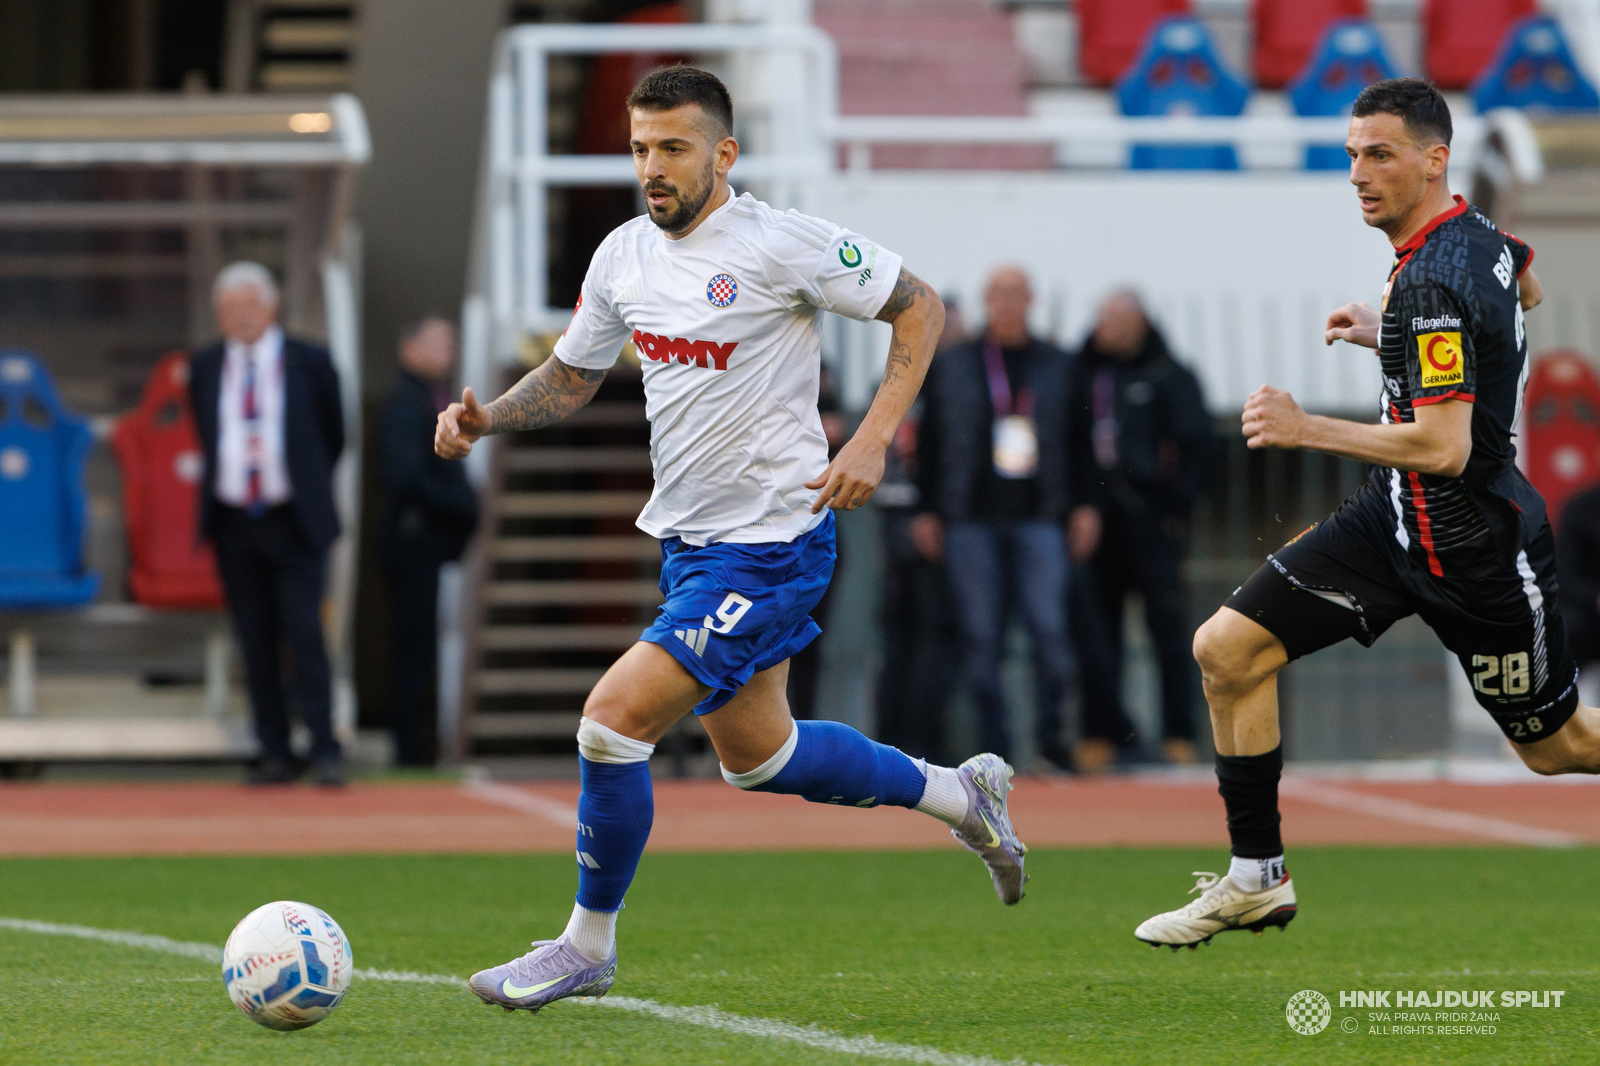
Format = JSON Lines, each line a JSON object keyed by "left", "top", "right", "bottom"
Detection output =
{"left": 552, "top": 190, "right": 904, "bottom": 545}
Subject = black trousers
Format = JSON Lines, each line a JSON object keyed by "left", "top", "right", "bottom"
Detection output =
{"left": 384, "top": 544, "right": 443, "bottom": 766}
{"left": 874, "top": 516, "right": 962, "bottom": 762}
{"left": 1565, "top": 607, "right": 1600, "bottom": 668}
{"left": 214, "top": 505, "right": 339, "bottom": 762}
{"left": 1072, "top": 507, "right": 1197, "bottom": 743}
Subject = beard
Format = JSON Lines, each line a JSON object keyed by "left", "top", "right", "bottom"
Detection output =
{"left": 644, "top": 160, "right": 716, "bottom": 234}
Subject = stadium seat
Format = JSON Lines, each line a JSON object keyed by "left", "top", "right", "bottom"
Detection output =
{"left": 1424, "top": 0, "right": 1535, "bottom": 91}
{"left": 1521, "top": 349, "right": 1600, "bottom": 533}
{"left": 1289, "top": 20, "right": 1399, "bottom": 170}
{"left": 575, "top": 3, "right": 687, "bottom": 156}
{"left": 1471, "top": 16, "right": 1600, "bottom": 113}
{"left": 1117, "top": 17, "right": 1250, "bottom": 170}
{"left": 815, "top": 0, "right": 1050, "bottom": 169}
{"left": 1078, "top": 0, "right": 1191, "bottom": 87}
{"left": 1253, "top": 0, "right": 1367, "bottom": 90}
{"left": 109, "top": 351, "right": 224, "bottom": 609}
{"left": 0, "top": 349, "right": 99, "bottom": 607}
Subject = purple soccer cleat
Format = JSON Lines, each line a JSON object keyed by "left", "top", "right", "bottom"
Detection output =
{"left": 951, "top": 753, "right": 1029, "bottom": 904}
{"left": 468, "top": 936, "right": 617, "bottom": 1014}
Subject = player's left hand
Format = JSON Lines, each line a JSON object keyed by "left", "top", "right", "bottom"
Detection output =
{"left": 1242, "top": 385, "right": 1306, "bottom": 450}
{"left": 806, "top": 438, "right": 886, "bottom": 513}
{"left": 1324, "top": 302, "right": 1379, "bottom": 348}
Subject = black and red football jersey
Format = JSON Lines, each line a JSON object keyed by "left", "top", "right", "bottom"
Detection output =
{"left": 1370, "top": 195, "right": 1538, "bottom": 577}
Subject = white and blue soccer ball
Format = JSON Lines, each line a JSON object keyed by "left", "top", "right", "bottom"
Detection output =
{"left": 222, "top": 901, "right": 353, "bottom": 1030}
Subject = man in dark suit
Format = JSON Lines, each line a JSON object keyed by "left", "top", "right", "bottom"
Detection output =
{"left": 190, "top": 261, "right": 346, "bottom": 786}
{"left": 379, "top": 317, "right": 478, "bottom": 766}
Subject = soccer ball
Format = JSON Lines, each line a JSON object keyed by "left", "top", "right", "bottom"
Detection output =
{"left": 222, "top": 901, "right": 353, "bottom": 1030}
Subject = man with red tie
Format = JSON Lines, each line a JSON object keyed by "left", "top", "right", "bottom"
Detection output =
{"left": 190, "top": 262, "right": 347, "bottom": 786}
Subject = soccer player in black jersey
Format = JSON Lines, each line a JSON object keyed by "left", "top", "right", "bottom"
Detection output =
{"left": 1135, "top": 78, "right": 1599, "bottom": 949}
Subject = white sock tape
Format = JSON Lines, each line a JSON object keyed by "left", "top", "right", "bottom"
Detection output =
{"left": 577, "top": 718, "right": 656, "bottom": 764}
{"left": 720, "top": 721, "right": 800, "bottom": 789}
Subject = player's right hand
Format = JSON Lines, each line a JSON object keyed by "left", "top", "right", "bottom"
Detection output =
{"left": 435, "top": 386, "right": 491, "bottom": 460}
{"left": 1068, "top": 505, "right": 1102, "bottom": 562}
{"left": 1242, "top": 385, "right": 1306, "bottom": 450}
{"left": 909, "top": 513, "right": 943, "bottom": 561}
{"left": 1324, "top": 302, "right": 1379, "bottom": 348}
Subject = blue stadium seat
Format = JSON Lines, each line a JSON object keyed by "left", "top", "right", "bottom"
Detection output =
{"left": 1117, "top": 16, "right": 1250, "bottom": 170}
{"left": 1289, "top": 20, "right": 1399, "bottom": 170}
{"left": 0, "top": 350, "right": 100, "bottom": 607}
{"left": 1472, "top": 15, "right": 1600, "bottom": 113}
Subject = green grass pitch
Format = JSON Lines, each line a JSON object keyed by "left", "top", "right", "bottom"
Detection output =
{"left": 2, "top": 847, "right": 1596, "bottom": 1064}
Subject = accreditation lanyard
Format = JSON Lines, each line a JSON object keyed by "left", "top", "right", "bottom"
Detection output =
{"left": 983, "top": 340, "right": 1034, "bottom": 419}
{"left": 984, "top": 341, "right": 1038, "bottom": 480}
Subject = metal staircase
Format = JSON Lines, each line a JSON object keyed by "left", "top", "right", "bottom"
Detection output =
{"left": 224, "top": 0, "right": 359, "bottom": 93}
{"left": 458, "top": 361, "right": 662, "bottom": 758}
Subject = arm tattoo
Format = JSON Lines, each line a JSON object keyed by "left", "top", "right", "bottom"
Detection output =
{"left": 875, "top": 266, "right": 930, "bottom": 323}
{"left": 881, "top": 334, "right": 915, "bottom": 388}
{"left": 484, "top": 357, "right": 606, "bottom": 434}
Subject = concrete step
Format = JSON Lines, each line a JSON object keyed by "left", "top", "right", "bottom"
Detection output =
{"left": 497, "top": 491, "right": 651, "bottom": 518}
{"left": 558, "top": 403, "right": 647, "bottom": 427}
{"left": 483, "top": 579, "right": 663, "bottom": 606}
{"left": 261, "top": 0, "right": 355, "bottom": 9}
{"left": 0, "top": 717, "right": 254, "bottom": 760}
{"left": 470, "top": 712, "right": 582, "bottom": 739}
{"left": 262, "top": 20, "right": 355, "bottom": 52}
{"left": 491, "top": 536, "right": 659, "bottom": 561}
{"left": 478, "top": 625, "right": 640, "bottom": 651}
{"left": 259, "top": 62, "right": 352, "bottom": 90}
{"left": 502, "top": 447, "right": 652, "bottom": 472}
{"left": 474, "top": 668, "right": 605, "bottom": 695}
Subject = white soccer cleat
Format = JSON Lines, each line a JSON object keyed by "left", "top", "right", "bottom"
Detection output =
{"left": 950, "top": 753, "right": 1028, "bottom": 904}
{"left": 1134, "top": 870, "right": 1297, "bottom": 950}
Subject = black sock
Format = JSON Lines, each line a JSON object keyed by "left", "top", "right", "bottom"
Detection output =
{"left": 1215, "top": 746, "right": 1283, "bottom": 859}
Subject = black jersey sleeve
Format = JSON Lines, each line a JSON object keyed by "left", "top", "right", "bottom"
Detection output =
{"left": 1394, "top": 276, "right": 1476, "bottom": 406}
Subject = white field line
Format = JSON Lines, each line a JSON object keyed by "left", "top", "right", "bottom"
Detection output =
{"left": 0, "top": 916, "right": 1046, "bottom": 1066}
{"left": 0, "top": 917, "right": 223, "bottom": 961}
{"left": 1279, "top": 779, "right": 1583, "bottom": 848}
{"left": 460, "top": 778, "right": 580, "bottom": 826}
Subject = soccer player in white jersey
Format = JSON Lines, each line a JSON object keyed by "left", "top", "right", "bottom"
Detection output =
{"left": 435, "top": 66, "right": 1029, "bottom": 1014}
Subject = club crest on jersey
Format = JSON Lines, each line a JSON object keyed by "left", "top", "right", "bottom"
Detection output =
{"left": 706, "top": 273, "right": 738, "bottom": 308}
{"left": 1418, "top": 331, "right": 1465, "bottom": 388}
{"left": 632, "top": 329, "right": 738, "bottom": 371}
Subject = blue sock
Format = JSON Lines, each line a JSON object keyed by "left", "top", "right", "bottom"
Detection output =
{"left": 574, "top": 755, "right": 654, "bottom": 912}
{"left": 744, "top": 720, "right": 927, "bottom": 808}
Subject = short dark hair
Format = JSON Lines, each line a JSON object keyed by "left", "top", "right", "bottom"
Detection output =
{"left": 398, "top": 316, "right": 448, "bottom": 343}
{"left": 1351, "top": 77, "right": 1453, "bottom": 147}
{"left": 624, "top": 65, "right": 734, "bottom": 139}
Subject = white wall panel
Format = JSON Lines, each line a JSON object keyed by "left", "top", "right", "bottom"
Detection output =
{"left": 810, "top": 171, "right": 1439, "bottom": 414}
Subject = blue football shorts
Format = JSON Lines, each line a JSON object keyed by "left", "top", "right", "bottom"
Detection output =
{"left": 641, "top": 512, "right": 836, "bottom": 715}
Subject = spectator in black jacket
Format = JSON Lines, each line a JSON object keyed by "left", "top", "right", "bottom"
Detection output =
{"left": 1558, "top": 484, "right": 1600, "bottom": 677}
{"left": 379, "top": 317, "right": 479, "bottom": 766}
{"left": 913, "top": 267, "right": 1074, "bottom": 768}
{"left": 873, "top": 298, "right": 967, "bottom": 763}
{"left": 1067, "top": 291, "right": 1217, "bottom": 771}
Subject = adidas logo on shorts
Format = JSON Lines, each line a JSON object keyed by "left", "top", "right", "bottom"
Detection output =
{"left": 675, "top": 628, "right": 710, "bottom": 657}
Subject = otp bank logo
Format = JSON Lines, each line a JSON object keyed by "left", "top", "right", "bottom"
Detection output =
{"left": 632, "top": 330, "right": 738, "bottom": 370}
{"left": 1417, "top": 331, "right": 1464, "bottom": 389}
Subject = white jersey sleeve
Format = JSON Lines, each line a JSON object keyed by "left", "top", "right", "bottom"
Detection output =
{"left": 759, "top": 213, "right": 905, "bottom": 323}
{"left": 552, "top": 241, "right": 632, "bottom": 370}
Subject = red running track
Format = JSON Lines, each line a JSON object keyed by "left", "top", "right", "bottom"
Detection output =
{"left": 2, "top": 775, "right": 1597, "bottom": 856}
